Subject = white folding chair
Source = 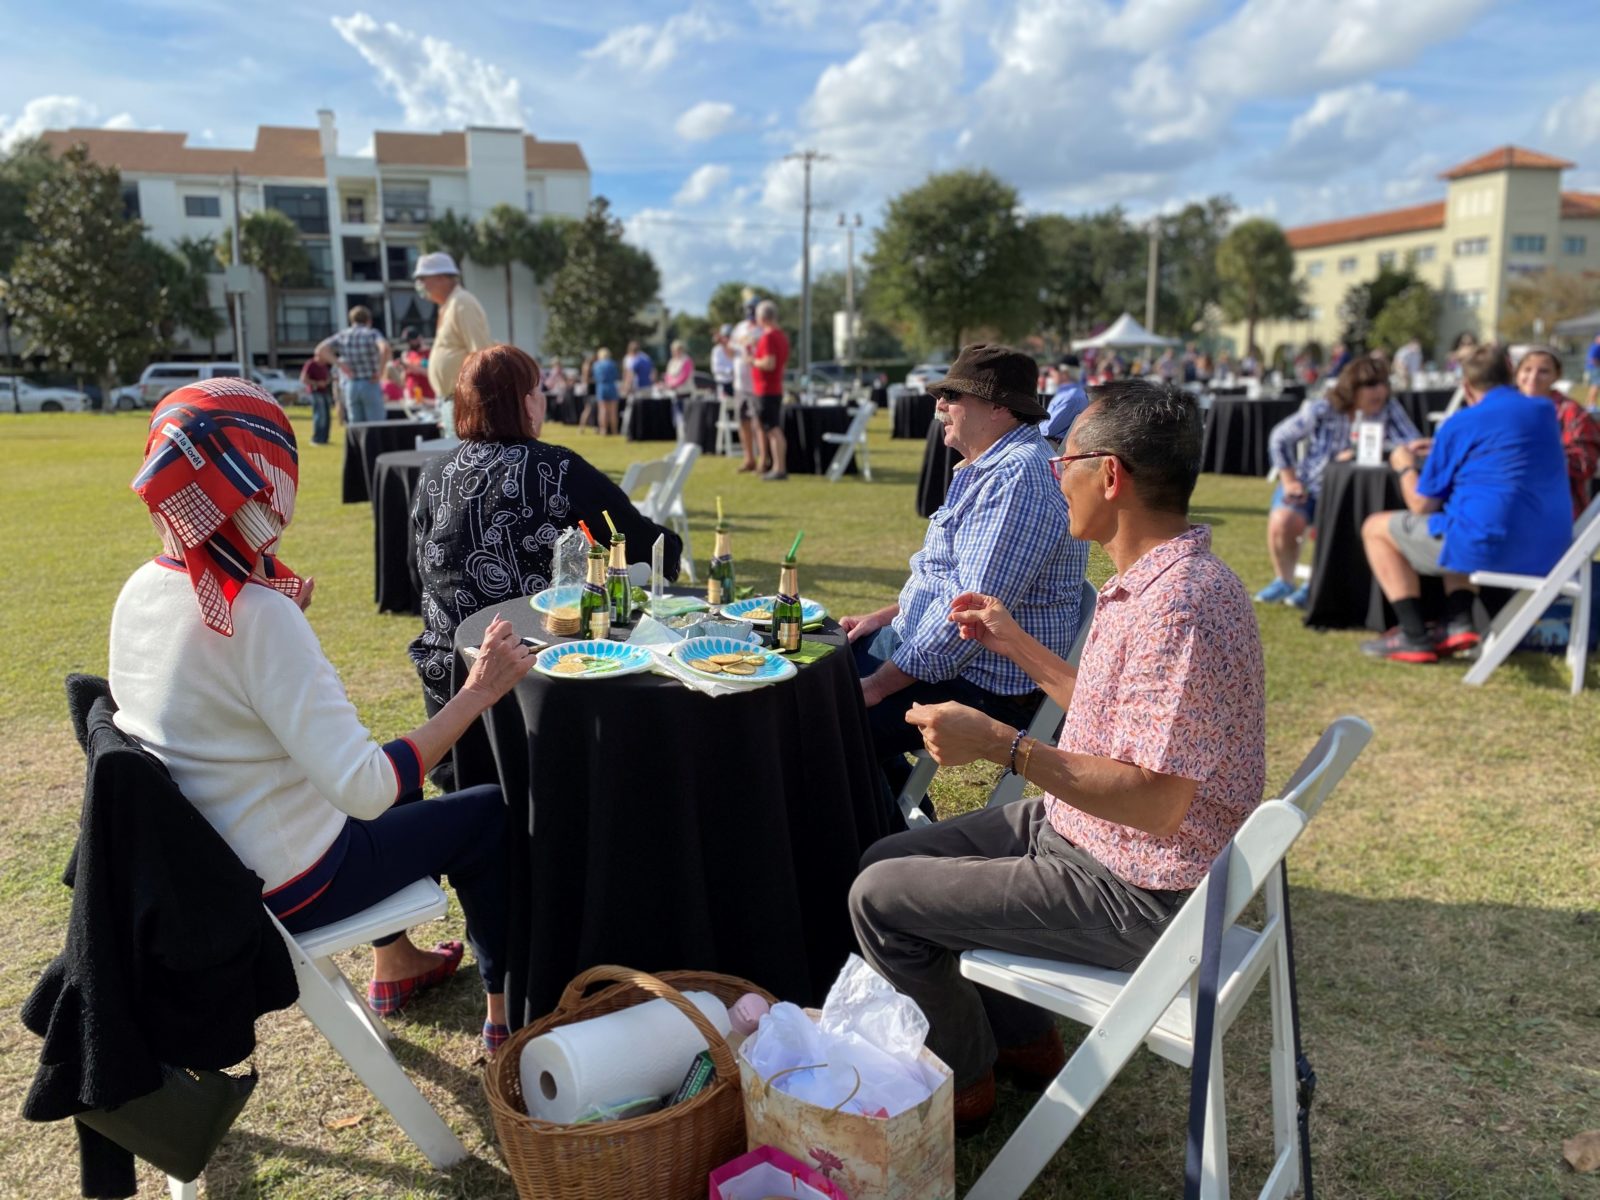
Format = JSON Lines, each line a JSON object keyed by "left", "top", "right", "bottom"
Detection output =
{"left": 714, "top": 393, "right": 743, "bottom": 457}
{"left": 960, "top": 716, "right": 1373, "bottom": 1200}
{"left": 1463, "top": 492, "right": 1600, "bottom": 695}
{"left": 166, "top": 878, "right": 467, "bottom": 1197}
{"left": 624, "top": 443, "right": 701, "bottom": 583}
{"left": 895, "top": 581, "right": 1097, "bottom": 827}
{"left": 414, "top": 435, "right": 459, "bottom": 452}
{"left": 822, "top": 403, "right": 876, "bottom": 482}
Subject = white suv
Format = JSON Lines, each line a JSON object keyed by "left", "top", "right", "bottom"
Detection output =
{"left": 112, "top": 363, "right": 299, "bottom": 409}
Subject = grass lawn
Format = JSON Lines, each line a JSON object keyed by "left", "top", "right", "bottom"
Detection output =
{"left": 1, "top": 407, "right": 1597, "bottom": 1199}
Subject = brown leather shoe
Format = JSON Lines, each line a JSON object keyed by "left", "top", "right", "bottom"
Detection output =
{"left": 954, "top": 1070, "right": 996, "bottom": 1138}
{"left": 995, "top": 1027, "right": 1066, "bottom": 1092}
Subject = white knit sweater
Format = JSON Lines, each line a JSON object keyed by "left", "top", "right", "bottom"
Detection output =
{"left": 109, "top": 561, "right": 404, "bottom": 892}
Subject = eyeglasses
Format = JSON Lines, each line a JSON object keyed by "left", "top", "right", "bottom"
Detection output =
{"left": 1048, "top": 451, "right": 1123, "bottom": 480}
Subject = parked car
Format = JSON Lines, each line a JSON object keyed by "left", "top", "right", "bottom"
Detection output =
{"left": 904, "top": 362, "right": 952, "bottom": 393}
{"left": 112, "top": 362, "right": 299, "bottom": 409}
{"left": 251, "top": 368, "right": 303, "bottom": 403}
{"left": 2, "top": 378, "right": 89, "bottom": 413}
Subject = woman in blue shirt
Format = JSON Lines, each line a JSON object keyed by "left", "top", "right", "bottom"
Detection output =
{"left": 1257, "top": 354, "right": 1422, "bottom": 607}
{"left": 591, "top": 346, "right": 621, "bottom": 436}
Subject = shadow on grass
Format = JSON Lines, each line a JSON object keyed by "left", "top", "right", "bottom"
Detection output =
{"left": 201, "top": 1127, "right": 512, "bottom": 1199}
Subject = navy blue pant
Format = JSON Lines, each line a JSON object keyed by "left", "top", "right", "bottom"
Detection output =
{"left": 281, "top": 785, "right": 509, "bottom": 993}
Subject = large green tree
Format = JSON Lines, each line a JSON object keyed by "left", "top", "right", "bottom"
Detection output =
{"left": 1370, "top": 282, "right": 1440, "bottom": 358}
{"left": 8, "top": 146, "right": 162, "bottom": 401}
{"left": 219, "top": 210, "right": 310, "bottom": 367}
{"left": 866, "top": 169, "right": 1042, "bottom": 355}
{"left": 1030, "top": 210, "right": 1146, "bottom": 348}
{"left": 1156, "top": 196, "right": 1236, "bottom": 338}
{"left": 1337, "top": 262, "right": 1421, "bottom": 352}
{"left": 171, "top": 235, "right": 226, "bottom": 355}
{"left": 475, "top": 204, "right": 531, "bottom": 346}
{"left": 0, "top": 138, "right": 62, "bottom": 276}
{"left": 543, "top": 197, "right": 661, "bottom": 360}
{"left": 421, "top": 209, "right": 478, "bottom": 270}
{"left": 1216, "top": 218, "right": 1305, "bottom": 355}
{"left": 707, "top": 281, "right": 777, "bottom": 328}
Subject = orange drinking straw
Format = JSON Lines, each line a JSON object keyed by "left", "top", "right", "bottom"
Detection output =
{"left": 577, "top": 521, "right": 596, "bottom": 545}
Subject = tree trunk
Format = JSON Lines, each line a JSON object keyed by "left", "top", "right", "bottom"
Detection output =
{"left": 1245, "top": 313, "right": 1257, "bottom": 360}
{"left": 265, "top": 280, "right": 279, "bottom": 369}
{"left": 504, "top": 263, "right": 516, "bottom": 346}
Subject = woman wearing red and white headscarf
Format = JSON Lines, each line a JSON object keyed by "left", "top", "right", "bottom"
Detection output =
{"left": 109, "top": 378, "right": 527, "bottom": 1052}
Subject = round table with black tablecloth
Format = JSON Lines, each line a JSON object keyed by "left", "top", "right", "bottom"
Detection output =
{"left": 450, "top": 598, "right": 889, "bottom": 1026}
{"left": 870, "top": 384, "right": 889, "bottom": 409}
{"left": 548, "top": 390, "right": 584, "bottom": 425}
{"left": 783, "top": 403, "right": 857, "bottom": 475}
{"left": 915, "top": 417, "right": 960, "bottom": 517}
{"left": 1200, "top": 396, "right": 1301, "bottom": 476}
{"left": 342, "top": 418, "right": 439, "bottom": 504}
{"left": 681, "top": 395, "right": 722, "bottom": 452}
{"left": 1302, "top": 460, "right": 1450, "bottom": 631}
{"left": 891, "top": 391, "right": 937, "bottom": 439}
{"left": 625, "top": 396, "right": 677, "bottom": 441}
{"left": 371, "top": 448, "right": 451, "bottom": 613}
{"left": 1394, "top": 388, "right": 1455, "bottom": 431}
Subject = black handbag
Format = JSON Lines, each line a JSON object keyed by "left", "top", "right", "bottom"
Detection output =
{"left": 76, "top": 1062, "right": 258, "bottom": 1183}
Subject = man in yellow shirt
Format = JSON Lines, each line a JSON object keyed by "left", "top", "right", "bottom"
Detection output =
{"left": 414, "top": 251, "right": 493, "bottom": 436}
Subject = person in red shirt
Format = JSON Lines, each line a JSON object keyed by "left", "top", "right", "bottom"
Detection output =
{"left": 751, "top": 299, "right": 791, "bottom": 481}
{"left": 1516, "top": 346, "right": 1599, "bottom": 519}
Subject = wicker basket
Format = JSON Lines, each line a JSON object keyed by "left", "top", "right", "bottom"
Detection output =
{"left": 484, "top": 965, "right": 777, "bottom": 1200}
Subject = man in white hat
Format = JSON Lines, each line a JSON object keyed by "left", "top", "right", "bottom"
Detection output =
{"left": 414, "top": 251, "right": 492, "bottom": 436}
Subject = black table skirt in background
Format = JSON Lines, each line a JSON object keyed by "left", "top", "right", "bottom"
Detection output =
{"left": 548, "top": 391, "right": 584, "bottom": 425}
{"left": 372, "top": 448, "right": 449, "bottom": 613}
{"left": 1394, "top": 389, "right": 1455, "bottom": 431}
{"left": 783, "top": 404, "right": 856, "bottom": 476}
{"left": 891, "top": 392, "right": 937, "bottom": 439}
{"left": 342, "top": 419, "right": 439, "bottom": 504}
{"left": 915, "top": 419, "right": 960, "bottom": 517}
{"left": 625, "top": 396, "right": 677, "bottom": 441}
{"left": 1200, "top": 396, "right": 1301, "bottom": 476}
{"left": 451, "top": 599, "right": 890, "bottom": 1024}
{"left": 681, "top": 395, "right": 722, "bottom": 453}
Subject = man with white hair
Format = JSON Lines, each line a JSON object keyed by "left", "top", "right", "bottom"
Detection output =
{"left": 413, "top": 251, "right": 492, "bottom": 436}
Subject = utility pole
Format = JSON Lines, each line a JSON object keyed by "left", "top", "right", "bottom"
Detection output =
{"left": 838, "top": 213, "right": 861, "bottom": 364}
{"left": 785, "top": 149, "right": 830, "bottom": 376}
{"left": 1144, "top": 219, "right": 1160, "bottom": 338}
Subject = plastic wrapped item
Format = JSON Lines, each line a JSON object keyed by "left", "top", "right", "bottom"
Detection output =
{"left": 551, "top": 526, "right": 588, "bottom": 589}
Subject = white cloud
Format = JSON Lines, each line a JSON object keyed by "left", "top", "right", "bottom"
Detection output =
{"left": 1542, "top": 82, "right": 1600, "bottom": 153}
{"left": 331, "top": 12, "right": 524, "bottom": 128}
{"left": 1259, "top": 83, "right": 1423, "bottom": 180}
{"left": 675, "top": 101, "right": 736, "bottom": 142}
{"left": 674, "top": 163, "right": 731, "bottom": 206}
{"left": 0, "top": 95, "right": 138, "bottom": 150}
{"left": 583, "top": 5, "right": 727, "bottom": 75}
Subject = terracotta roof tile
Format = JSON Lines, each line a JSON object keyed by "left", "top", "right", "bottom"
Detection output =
{"left": 1286, "top": 201, "right": 1445, "bottom": 251}
{"left": 373, "top": 131, "right": 466, "bottom": 168}
{"left": 1440, "top": 145, "right": 1574, "bottom": 180}
{"left": 524, "top": 136, "right": 587, "bottom": 171}
{"left": 40, "top": 127, "right": 324, "bottom": 178}
{"left": 1562, "top": 191, "right": 1600, "bottom": 220}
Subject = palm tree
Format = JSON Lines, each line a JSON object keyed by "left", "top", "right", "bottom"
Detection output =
{"left": 173, "top": 235, "right": 226, "bottom": 355}
{"left": 1216, "top": 218, "right": 1305, "bottom": 358}
{"left": 475, "top": 204, "right": 532, "bottom": 346}
{"left": 219, "top": 210, "right": 310, "bottom": 367}
{"left": 421, "top": 210, "right": 478, "bottom": 274}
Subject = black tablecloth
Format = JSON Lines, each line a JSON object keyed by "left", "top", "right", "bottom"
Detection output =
{"left": 784, "top": 404, "right": 857, "bottom": 476}
{"left": 372, "top": 448, "right": 449, "bottom": 614}
{"left": 681, "top": 395, "right": 721, "bottom": 452}
{"left": 1303, "top": 460, "right": 1447, "bottom": 631}
{"left": 548, "top": 391, "right": 584, "bottom": 425}
{"left": 1395, "top": 389, "right": 1455, "bottom": 431}
{"left": 891, "top": 392, "right": 937, "bottom": 439}
{"left": 915, "top": 419, "right": 960, "bottom": 517}
{"left": 625, "top": 396, "right": 676, "bottom": 441}
{"left": 1200, "top": 396, "right": 1301, "bottom": 476}
{"left": 342, "top": 419, "right": 439, "bottom": 504}
{"left": 451, "top": 599, "right": 890, "bottom": 1025}
{"left": 383, "top": 403, "right": 413, "bottom": 421}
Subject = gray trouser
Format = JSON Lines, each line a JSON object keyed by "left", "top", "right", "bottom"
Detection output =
{"left": 848, "top": 798, "right": 1190, "bottom": 1088}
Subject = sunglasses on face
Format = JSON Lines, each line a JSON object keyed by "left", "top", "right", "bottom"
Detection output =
{"left": 1048, "top": 451, "right": 1124, "bottom": 481}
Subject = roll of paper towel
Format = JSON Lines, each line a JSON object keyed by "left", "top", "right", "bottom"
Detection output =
{"left": 520, "top": 990, "right": 731, "bottom": 1123}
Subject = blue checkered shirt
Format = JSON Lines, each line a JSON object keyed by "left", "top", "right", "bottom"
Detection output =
{"left": 331, "top": 324, "right": 385, "bottom": 381}
{"left": 892, "top": 423, "right": 1088, "bottom": 695}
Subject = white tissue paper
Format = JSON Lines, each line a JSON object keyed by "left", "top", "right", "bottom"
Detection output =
{"left": 741, "top": 955, "right": 944, "bottom": 1117}
{"left": 519, "top": 990, "right": 731, "bottom": 1124}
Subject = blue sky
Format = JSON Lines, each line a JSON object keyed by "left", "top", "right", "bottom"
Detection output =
{"left": 4, "top": 0, "right": 1599, "bottom": 312}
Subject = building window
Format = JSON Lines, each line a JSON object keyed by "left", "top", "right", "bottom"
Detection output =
{"left": 344, "top": 195, "right": 367, "bottom": 224}
{"left": 386, "top": 243, "right": 419, "bottom": 281}
{"left": 1451, "top": 290, "right": 1484, "bottom": 311}
{"left": 264, "top": 185, "right": 329, "bottom": 235}
{"left": 1412, "top": 245, "right": 1436, "bottom": 263}
{"left": 1305, "top": 260, "right": 1323, "bottom": 277}
{"left": 342, "top": 236, "right": 383, "bottom": 283}
{"left": 1564, "top": 236, "right": 1587, "bottom": 255}
{"left": 183, "top": 195, "right": 221, "bottom": 218}
{"left": 277, "top": 300, "right": 334, "bottom": 345}
{"left": 1510, "top": 234, "right": 1546, "bottom": 254}
{"left": 1308, "top": 306, "right": 1323, "bottom": 321}
{"left": 285, "top": 241, "right": 335, "bottom": 289}
{"left": 525, "top": 189, "right": 538, "bottom": 215}
{"left": 1454, "top": 237, "right": 1488, "bottom": 257}
{"left": 1377, "top": 251, "right": 1396, "bottom": 269}
{"left": 383, "top": 183, "right": 431, "bottom": 225}
{"left": 121, "top": 183, "right": 141, "bottom": 220}
{"left": 1338, "top": 256, "right": 1357, "bottom": 274}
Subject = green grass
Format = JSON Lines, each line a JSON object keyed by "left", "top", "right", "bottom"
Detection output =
{"left": 1, "top": 408, "right": 1598, "bottom": 1198}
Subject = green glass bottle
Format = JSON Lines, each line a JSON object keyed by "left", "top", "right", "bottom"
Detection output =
{"left": 606, "top": 531, "right": 630, "bottom": 626}
{"left": 707, "top": 525, "right": 735, "bottom": 608}
{"left": 581, "top": 543, "right": 611, "bottom": 640}
{"left": 774, "top": 558, "right": 802, "bottom": 653}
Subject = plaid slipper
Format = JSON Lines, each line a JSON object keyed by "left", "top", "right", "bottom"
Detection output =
{"left": 484, "top": 1021, "right": 510, "bottom": 1056}
{"left": 366, "top": 940, "right": 465, "bottom": 1015}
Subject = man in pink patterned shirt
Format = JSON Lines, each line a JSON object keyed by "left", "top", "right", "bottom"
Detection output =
{"left": 849, "top": 379, "right": 1265, "bottom": 1134}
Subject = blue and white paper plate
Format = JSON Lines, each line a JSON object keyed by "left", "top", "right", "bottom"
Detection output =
{"left": 533, "top": 640, "right": 653, "bottom": 680}
{"left": 669, "top": 636, "right": 797, "bottom": 685}
{"left": 529, "top": 585, "right": 585, "bottom": 615}
{"left": 720, "top": 596, "right": 827, "bottom": 627}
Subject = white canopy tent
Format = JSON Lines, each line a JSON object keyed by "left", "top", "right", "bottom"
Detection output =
{"left": 1554, "top": 309, "right": 1600, "bottom": 341}
{"left": 1072, "top": 312, "right": 1182, "bottom": 351}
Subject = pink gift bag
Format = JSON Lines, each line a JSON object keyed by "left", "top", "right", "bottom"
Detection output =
{"left": 709, "top": 1144, "right": 853, "bottom": 1200}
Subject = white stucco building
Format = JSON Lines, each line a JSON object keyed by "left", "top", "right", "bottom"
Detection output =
{"left": 42, "top": 111, "right": 590, "bottom": 365}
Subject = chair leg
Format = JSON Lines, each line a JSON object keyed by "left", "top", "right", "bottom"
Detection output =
{"left": 291, "top": 955, "right": 468, "bottom": 1169}
{"left": 1567, "top": 563, "right": 1591, "bottom": 696}
{"left": 168, "top": 1177, "right": 197, "bottom": 1200}
{"left": 1263, "top": 937, "right": 1300, "bottom": 1200}
{"left": 1464, "top": 585, "right": 1547, "bottom": 686}
{"left": 315, "top": 955, "right": 390, "bottom": 1045}
{"left": 859, "top": 442, "right": 873, "bottom": 482}
{"left": 1201, "top": 1035, "right": 1231, "bottom": 1200}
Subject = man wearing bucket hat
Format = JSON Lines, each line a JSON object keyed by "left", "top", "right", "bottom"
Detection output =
{"left": 414, "top": 251, "right": 492, "bottom": 437}
{"left": 840, "top": 344, "right": 1087, "bottom": 820}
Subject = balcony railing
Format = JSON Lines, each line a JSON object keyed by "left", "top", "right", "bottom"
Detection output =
{"left": 345, "top": 263, "right": 384, "bottom": 283}
{"left": 277, "top": 318, "right": 336, "bottom": 344}
{"left": 383, "top": 203, "right": 433, "bottom": 226}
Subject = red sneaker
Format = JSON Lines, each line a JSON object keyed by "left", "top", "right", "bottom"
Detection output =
{"left": 1435, "top": 621, "right": 1481, "bottom": 655}
{"left": 1359, "top": 627, "right": 1439, "bottom": 663}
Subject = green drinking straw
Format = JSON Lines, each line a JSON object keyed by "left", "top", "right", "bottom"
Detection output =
{"left": 787, "top": 530, "right": 805, "bottom": 561}
{"left": 602, "top": 509, "right": 620, "bottom": 538}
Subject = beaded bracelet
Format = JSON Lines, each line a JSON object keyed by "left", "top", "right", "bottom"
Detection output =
{"left": 1006, "top": 726, "right": 1028, "bottom": 776}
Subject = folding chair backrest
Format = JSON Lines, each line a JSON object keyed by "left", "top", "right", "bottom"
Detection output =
{"left": 620, "top": 459, "right": 671, "bottom": 515}
{"left": 1277, "top": 715, "right": 1374, "bottom": 823}
{"left": 658, "top": 442, "right": 701, "bottom": 515}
